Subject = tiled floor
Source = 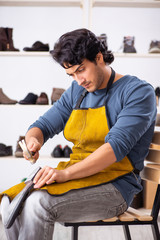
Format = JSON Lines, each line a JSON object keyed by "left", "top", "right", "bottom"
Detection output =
{"left": 0, "top": 211, "right": 160, "bottom": 240}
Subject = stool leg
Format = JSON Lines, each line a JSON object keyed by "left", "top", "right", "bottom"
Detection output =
{"left": 123, "top": 225, "right": 132, "bottom": 240}
{"left": 151, "top": 222, "right": 160, "bottom": 240}
{"left": 71, "top": 225, "right": 79, "bottom": 240}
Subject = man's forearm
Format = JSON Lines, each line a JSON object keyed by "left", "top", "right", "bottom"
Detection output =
{"left": 64, "top": 142, "right": 117, "bottom": 181}
{"left": 33, "top": 142, "right": 117, "bottom": 188}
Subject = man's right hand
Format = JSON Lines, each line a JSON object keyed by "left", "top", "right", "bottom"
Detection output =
{"left": 23, "top": 137, "right": 41, "bottom": 162}
{"left": 24, "top": 127, "right": 44, "bottom": 163}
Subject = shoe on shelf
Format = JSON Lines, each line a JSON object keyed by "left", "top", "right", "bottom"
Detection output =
{"left": 23, "top": 41, "right": 49, "bottom": 52}
{"left": 0, "top": 41, "right": 3, "bottom": 51}
{"left": 97, "top": 33, "right": 107, "bottom": 47}
{"left": 51, "top": 145, "right": 63, "bottom": 158}
{"left": 19, "top": 93, "right": 38, "bottom": 104}
{"left": 0, "top": 27, "right": 19, "bottom": 51}
{"left": 0, "top": 88, "right": 17, "bottom": 104}
{"left": 63, "top": 145, "right": 72, "bottom": 158}
{"left": 15, "top": 136, "right": 25, "bottom": 158}
{"left": 36, "top": 92, "right": 49, "bottom": 105}
{"left": 123, "top": 36, "right": 137, "bottom": 53}
{"left": 149, "top": 40, "right": 160, "bottom": 53}
{"left": 0, "top": 143, "right": 12, "bottom": 157}
{"left": 155, "top": 87, "right": 160, "bottom": 106}
{"left": 51, "top": 88, "right": 65, "bottom": 104}
{"left": 51, "top": 145, "right": 72, "bottom": 158}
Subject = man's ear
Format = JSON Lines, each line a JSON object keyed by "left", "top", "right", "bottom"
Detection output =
{"left": 95, "top": 52, "right": 103, "bottom": 64}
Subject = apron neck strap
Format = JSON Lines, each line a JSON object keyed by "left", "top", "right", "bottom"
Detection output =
{"left": 104, "top": 67, "right": 115, "bottom": 130}
{"left": 106, "top": 67, "right": 115, "bottom": 93}
{"left": 75, "top": 89, "right": 88, "bottom": 109}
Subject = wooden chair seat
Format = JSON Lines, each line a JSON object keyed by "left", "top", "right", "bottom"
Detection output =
{"left": 100, "top": 207, "right": 152, "bottom": 222}
{"left": 119, "top": 207, "right": 153, "bottom": 221}
{"left": 102, "top": 216, "right": 118, "bottom": 222}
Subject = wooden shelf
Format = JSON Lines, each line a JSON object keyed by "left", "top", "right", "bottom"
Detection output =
{"left": 0, "top": 104, "right": 52, "bottom": 108}
{"left": 1, "top": 51, "right": 160, "bottom": 58}
{"left": 0, "top": 104, "right": 159, "bottom": 110}
{"left": 92, "top": 0, "right": 160, "bottom": 8}
{"left": 0, "top": 51, "right": 51, "bottom": 56}
{"left": 0, "top": 0, "right": 83, "bottom": 7}
{"left": 0, "top": 155, "right": 69, "bottom": 161}
{"left": 114, "top": 53, "right": 160, "bottom": 58}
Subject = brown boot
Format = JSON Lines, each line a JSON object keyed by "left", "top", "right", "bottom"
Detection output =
{"left": 0, "top": 41, "right": 3, "bottom": 51}
{"left": 51, "top": 88, "right": 65, "bottom": 104}
{"left": 0, "top": 27, "right": 19, "bottom": 51}
{"left": 0, "top": 88, "right": 17, "bottom": 104}
{"left": 6, "top": 28, "right": 19, "bottom": 51}
{"left": 15, "top": 136, "right": 25, "bottom": 158}
{"left": 0, "top": 27, "right": 7, "bottom": 50}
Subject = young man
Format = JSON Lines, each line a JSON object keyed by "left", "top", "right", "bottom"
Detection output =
{"left": 1, "top": 28, "right": 157, "bottom": 240}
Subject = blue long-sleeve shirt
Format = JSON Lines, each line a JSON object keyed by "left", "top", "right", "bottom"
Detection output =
{"left": 29, "top": 75, "right": 157, "bottom": 206}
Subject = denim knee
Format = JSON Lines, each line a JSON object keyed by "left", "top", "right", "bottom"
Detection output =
{"left": 23, "top": 191, "right": 52, "bottom": 221}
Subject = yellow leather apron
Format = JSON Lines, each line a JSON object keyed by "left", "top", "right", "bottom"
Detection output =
{"left": 0, "top": 69, "right": 134, "bottom": 202}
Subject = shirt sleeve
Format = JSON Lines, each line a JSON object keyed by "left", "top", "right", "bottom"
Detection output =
{"left": 105, "top": 80, "right": 157, "bottom": 162}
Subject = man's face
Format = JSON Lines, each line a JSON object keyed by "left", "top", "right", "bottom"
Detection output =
{"left": 65, "top": 57, "right": 106, "bottom": 92}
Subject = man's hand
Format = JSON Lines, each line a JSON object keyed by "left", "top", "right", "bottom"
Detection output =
{"left": 26, "top": 137, "right": 41, "bottom": 161}
{"left": 24, "top": 127, "right": 44, "bottom": 163}
{"left": 33, "top": 166, "right": 69, "bottom": 188}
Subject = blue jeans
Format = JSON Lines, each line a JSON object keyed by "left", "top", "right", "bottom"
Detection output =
{"left": 1, "top": 183, "right": 127, "bottom": 240}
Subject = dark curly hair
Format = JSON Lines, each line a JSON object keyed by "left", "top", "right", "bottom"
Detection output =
{"left": 50, "top": 28, "right": 114, "bottom": 68}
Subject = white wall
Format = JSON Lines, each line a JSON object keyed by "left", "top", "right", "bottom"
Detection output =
{"left": 91, "top": 6, "right": 160, "bottom": 88}
{"left": 91, "top": 7, "right": 160, "bottom": 54}
{"left": 0, "top": 3, "right": 160, "bottom": 156}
